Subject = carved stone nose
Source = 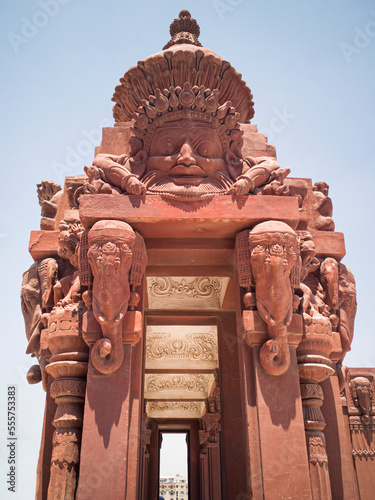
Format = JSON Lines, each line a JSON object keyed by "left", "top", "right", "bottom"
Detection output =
{"left": 177, "top": 142, "right": 196, "bottom": 166}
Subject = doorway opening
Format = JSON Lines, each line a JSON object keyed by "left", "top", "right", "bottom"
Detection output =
{"left": 159, "top": 432, "right": 189, "bottom": 499}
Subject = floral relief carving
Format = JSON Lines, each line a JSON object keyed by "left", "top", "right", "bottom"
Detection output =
{"left": 147, "top": 402, "right": 201, "bottom": 413}
{"left": 148, "top": 277, "right": 222, "bottom": 299}
{"left": 145, "top": 332, "right": 218, "bottom": 361}
{"left": 145, "top": 374, "right": 210, "bottom": 393}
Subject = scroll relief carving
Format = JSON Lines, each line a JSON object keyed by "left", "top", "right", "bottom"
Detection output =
{"left": 148, "top": 401, "right": 201, "bottom": 412}
{"left": 145, "top": 374, "right": 212, "bottom": 393}
{"left": 148, "top": 277, "right": 222, "bottom": 299}
{"left": 145, "top": 332, "right": 218, "bottom": 361}
{"left": 147, "top": 276, "right": 228, "bottom": 310}
{"left": 146, "top": 401, "right": 204, "bottom": 417}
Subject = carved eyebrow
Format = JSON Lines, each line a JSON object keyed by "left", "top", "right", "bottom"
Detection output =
{"left": 190, "top": 130, "right": 222, "bottom": 149}
{"left": 154, "top": 129, "right": 182, "bottom": 141}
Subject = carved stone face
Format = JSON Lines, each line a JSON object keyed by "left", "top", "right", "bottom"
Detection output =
{"left": 338, "top": 264, "right": 356, "bottom": 311}
{"left": 249, "top": 222, "right": 298, "bottom": 327}
{"left": 351, "top": 377, "right": 372, "bottom": 419}
{"left": 142, "top": 119, "right": 232, "bottom": 200}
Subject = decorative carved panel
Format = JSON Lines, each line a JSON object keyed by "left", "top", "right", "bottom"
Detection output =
{"left": 146, "top": 401, "right": 206, "bottom": 419}
{"left": 144, "top": 373, "right": 215, "bottom": 400}
{"left": 145, "top": 325, "right": 219, "bottom": 370}
{"left": 146, "top": 276, "right": 229, "bottom": 310}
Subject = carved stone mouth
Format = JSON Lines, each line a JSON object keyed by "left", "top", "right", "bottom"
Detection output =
{"left": 170, "top": 176, "right": 206, "bottom": 186}
{"left": 169, "top": 166, "right": 207, "bottom": 177}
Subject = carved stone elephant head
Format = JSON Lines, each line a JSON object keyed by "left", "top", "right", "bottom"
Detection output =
{"left": 249, "top": 221, "right": 299, "bottom": 375}
{"left": 88, "top": 220, "right": 136, "bottom": 374}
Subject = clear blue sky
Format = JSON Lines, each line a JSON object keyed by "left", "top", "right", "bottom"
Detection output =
{"left": 1, "top": 1, "right": 374, "bottom": 497}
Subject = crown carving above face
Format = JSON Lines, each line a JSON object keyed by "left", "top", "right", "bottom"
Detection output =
{"left": 130, "top": 82, "right": 242, "bottom": 154}
{"left": 112, "top": 11, "right": 254, "bottom": 125}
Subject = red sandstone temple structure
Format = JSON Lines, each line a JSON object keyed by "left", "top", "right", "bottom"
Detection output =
{"left": 21, "top": 10, "right": 374, "bottom": 500}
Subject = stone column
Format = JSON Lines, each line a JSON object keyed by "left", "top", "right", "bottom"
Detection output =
{"left": 297, "top": 314, "right": 335, "bottom": 500}
{"left": 199, "top": 411, "right": 222, "bottom": 500}
{"left": 44, "top": 303, "right": 89, "bottom": 500}
{"left": 139, "top": 414, "right": 151, "bottom": 500}
{"left": 236, "top": 222, "right": 312, "bottom": 500}
{"left": 76, "top": 220, "right": 147, "bottom": 500}
{"left": 343, "top": 371, "right": 375, "bottom": 500}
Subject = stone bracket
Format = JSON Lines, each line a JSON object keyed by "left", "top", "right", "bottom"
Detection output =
{"left": 82, "top": 310, "right": 143, "bottom": 347}
{"left": 242, "top": 310, "right": 303, "bottom": 348}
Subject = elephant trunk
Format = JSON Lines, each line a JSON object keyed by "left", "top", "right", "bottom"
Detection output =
{"left": 87, "top": 220, "right": 136, "bottom": 375}
{"left": 260, "top": 331, "right": 290, "bottom": 376}
{"left": 91, "top": 322, "right": 124, "bottom": 375}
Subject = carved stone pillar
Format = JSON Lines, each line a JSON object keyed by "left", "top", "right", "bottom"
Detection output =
{"left": 199, "top": 411, "right": 221, "bottom": 500}
{"left": 297, "top": 315, "right": 334, "bottom": 500}
{"left": 76, "top": 220, "right": 147, "bottom": 500}
{"left": 236, "top": 221, "right": 300, "bottom": 376}
{"left": 140, "top": 414, "right": 151, "bottom": 500}
{"left": 342, "top": 371, "right": 375, "bottom": 499}
{"left": 236, "top": 222, "right": 313, "bottom": 499}
{"left": 44, "top": 303, "right": 89, "bottom": 500}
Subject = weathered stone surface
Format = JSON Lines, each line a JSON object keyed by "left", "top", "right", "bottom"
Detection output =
{"left": 79, "top": 193, "right": 300, "bottom": 237}
{"left": 22, "top": 8, "right": 372, "bottom": 500}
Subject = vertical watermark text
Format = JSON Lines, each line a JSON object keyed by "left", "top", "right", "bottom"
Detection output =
{"left": 6, "top": 386, "right": 17, "bottom": 493}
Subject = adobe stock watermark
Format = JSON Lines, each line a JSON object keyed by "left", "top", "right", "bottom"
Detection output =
{"left": 7, "top": 0, "right": 72, "bottom": 54}
{"left": 213, "top": 0, "right": 245, "bottom": 21}
{"left": 52, "top": 118, "right": 112, "bottom": 185}
{"left": 340, "top": 11, "right": 375, "bottom": 63}
{"left": 258, "top": 106, "right": 296, "bottom": 143}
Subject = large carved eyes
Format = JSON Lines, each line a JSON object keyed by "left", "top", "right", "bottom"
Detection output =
{"left": 158, "top": 140, "right": 178, "bottom": 156}
{"left": 196, "top": 141, "right": 214, "bottom": 158}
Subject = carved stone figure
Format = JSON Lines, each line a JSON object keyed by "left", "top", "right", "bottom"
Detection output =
{"left": 21, "top": 258, "right": 58, "bottom": 385}
{"left": 320, "top": 257, "right": 357, "bottom": 362}
{"left": 311, "top": 181, "right": 335, "bottom": 231}
{"left": 83, "top": 11, "right": 289, "bottom": 202}
{"left": 88, "top": 84, "right": 286, "bottom": 201}
{"left": 350, "top": 377, "right": 373, "bottom": 423}
{"left": 37, "top": 180, "right": 62, "bottom": 230}
{"left": 248, "top": 221, "right": 299, "bottom": 375}
{"left": 87, "top": 220, "right": 136, "bottom": 374}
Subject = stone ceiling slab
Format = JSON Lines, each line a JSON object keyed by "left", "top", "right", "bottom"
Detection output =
{"left": 144, "top": 373, "right": 215, "bottom": 400}
{"left": 146, "top": 276, "right": 230, "bottom": 310}
{"left": 146, "top": 401, "right": 206, "bottom": 419}
{"left": 145, "top": 325, "right": 219, "bottom": 371}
